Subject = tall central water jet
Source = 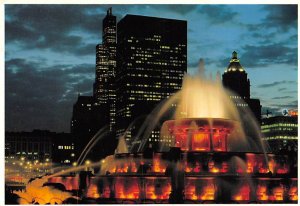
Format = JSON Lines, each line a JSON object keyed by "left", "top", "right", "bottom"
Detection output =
{"left": 158, "top": 59, "right": 265, "bottom": 153}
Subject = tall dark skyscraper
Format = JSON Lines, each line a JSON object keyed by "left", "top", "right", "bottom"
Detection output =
{"left": 222, "top": 51, "right": 261, "bottom": 122}
{"left": 71, "top": 8, "right": 117, "bottom": 160}
{"left": 115, "top": 15, "right": 187, "bottom": 148}
{"left": 93, "top": 8, "right": 117, "bottom": 132}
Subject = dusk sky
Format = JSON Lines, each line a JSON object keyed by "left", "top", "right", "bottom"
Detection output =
{"left": 5, "top": 4, "right": 298, "bottom": 132}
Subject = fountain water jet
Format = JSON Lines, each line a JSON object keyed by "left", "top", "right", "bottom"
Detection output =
{"left": 77, "top": 125, "right": 109, "bottom": 165}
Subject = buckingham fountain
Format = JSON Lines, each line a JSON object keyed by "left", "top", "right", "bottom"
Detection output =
{"left": 14, "top": 62, "right": 298, "bottom": 204}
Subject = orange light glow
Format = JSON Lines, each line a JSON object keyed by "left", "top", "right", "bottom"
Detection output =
{"left": 258, "top": 167, "right": 269, "bottom": 174}
{"left": 257, "top": 157, "right": 269, "bottom": 174}
{"left": 268, "top": 158, "right": 275, "bottom": 174}
{"left": 145, "top": 178, "right": 171, "bottom": 200}
{"left": 115, "top": 178, "right": 140, "bottom": 199}
{"left": 276, "top": 163, "right": 289, "bottom": 174}
{"left": 232, "top": 185, "right": 250, "bottom": 201}
{"left": 164, "top": 119, "right": 233, "bottom": 152}
{"left": 200, "top": 183, "right": 215, "bottom": 200}
{"left": 109, "top": 167, "right": 116, "bottom": 173}
{"left": 130, "top": 162, "right": 138, "bottom": 173}
{"left": 270, "top": 186, "right": 284, "bottom": 201}
{"left": 184, "top": 183, "right": 196, "bottom": 200}
{"left": 212, "top": 132, "right": 227, "bottom": 152}
{"left": 288, "top": 109, "right": 298, "bottom": 117}
{"left": 48, "top": 176, "right": 79, "bottom": 191}
{"left": 208, "top": 161, "right": 219, "bottom": 173}
{"left": 257, "top": 185, "right": 268, "bottom": 201}
{"left": 192, "top": 133, "right": 210, "bottom": 151}
{"left": 153, "top": 154, "right": 166, "bottom": 173}
{"left": 86, "top": 183, "right": 100, "bottom": 199}
{"left": 15, "top": 177, "right": 73, "bottom": 204}
{"left": 289, "top": 186, "right": 298, "bottom": 201}
{"left": 211, "top": 167, "right": 219, "bottom": 173}
{"left": 185, "top": 179, "right": 216, "bottom": 201}
{"left": 185, "top": 167, "right": 192, "bottom": 173}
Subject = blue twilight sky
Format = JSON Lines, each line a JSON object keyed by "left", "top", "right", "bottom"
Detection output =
{"left": 5, "top": 4, "right": 298, "bottom": 132}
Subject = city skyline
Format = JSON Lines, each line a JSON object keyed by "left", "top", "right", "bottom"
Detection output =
{"left": 5, "top": 4, "right": 298, "bottom": 132}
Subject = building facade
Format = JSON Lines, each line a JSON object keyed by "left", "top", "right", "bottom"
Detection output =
{"left": 116, "top": 15, "right": 187, "bottom": 149}
{"left": 261, "top": 115, "right": 298, "bottom": 153}
{"left": 5, "top": 130, "right": 76, "bottom": 184}
{"left": 5, "top": 130, "right": 52, "bottom": 162}
{"left": 71, "top": 95, "right": 102, "bottom": 158}
{"left": 93, "top": 8, "right": 117, "bottom": 132}
{"left": 222, "top": 51, "right": 261, "bottom": 122}
{"left": 51, "top": 133, "right": 76, "bottom": 165}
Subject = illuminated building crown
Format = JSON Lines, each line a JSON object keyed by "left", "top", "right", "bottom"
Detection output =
{"left": 225, "top": 51, "right": 245, "bottom": 73}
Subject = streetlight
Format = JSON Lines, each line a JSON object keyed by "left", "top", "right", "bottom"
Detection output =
{"left": 85, "top": 160, "right": 91, "bottom": 171}
{"left": 85, "top": 160, "right": 91, "bottom": 165}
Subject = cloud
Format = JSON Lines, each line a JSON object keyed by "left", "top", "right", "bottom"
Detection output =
{"left": 73, "top": 43, "right": 97, "bottom": 56}
{"left": 5, "top": 58, "right": 94, "bottom": 132}
{"left": 257, "top": 80, "right": 296, "bottom": 88}
{"left": 241, "top": 44, "right": 297, "bottom": 67}
{"left": 262, "top": 5, "right": 298, "bottom": 32}
{"left": 246, "top": 5, "right": 297, "bottom": 33}
{"left": 286, "top": 90, "right": 298, "bottom": 94}
{"left": 162, "top": 5, "right": 197, "bottom": 15}
{"left": 5, "top": 5, "right": 106, "bottom": 55}
{"left": 278, "top": 87, "right": 287, "bottom": 92}
{"left": 250, "top": 32, "right": 278, "bottom": 45}
{"left": 271, "top": 96, "right": 293, "bottom": 100}
{"left": 121, "top": 4, "right": 197, "bottom": 16}
{"left": 197, "top": 5, "right": 238, "bottom": 24}
{"left": 269, "top": 100, "right": 298, "bottom": 109}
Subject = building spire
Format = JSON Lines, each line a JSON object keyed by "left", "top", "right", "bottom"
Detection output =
{"left": 230, "top": 51, "right": 240, "bottom": 63}
{"left": 232, "top": 51, "right": 238, "bottom": 59}
{"left": 107, "top": 7, "right": 112, "bottom": 16}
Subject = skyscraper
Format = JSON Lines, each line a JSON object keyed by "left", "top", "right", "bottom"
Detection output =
{"left": 222, "top": 51, "right": 261, "bottom": 122}
{"left": 71, "top": 8, "right": 117, "bottom": 160}
{"left": 115, "top": 15, "right": 187, "bottom": 148}
{"left": 93, "top": 8, "right": 117, "bottom": 132}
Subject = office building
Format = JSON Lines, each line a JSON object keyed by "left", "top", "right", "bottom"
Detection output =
{"left": 116, "top": 15, "right": 187, "bottom": 149}
{"left": 5, "top": 130, "right": 52, "bottom": 162}
{"left": 222, "top": 51, "right": 261, "bottom": 122}
{"left": 52, "top": 133, "right": 76, "bottom": 165}
{"left": 261, "top": 115, "right": 298, "bottom": 153}
{"left": 93, "top": 8, "right": 117, "bottom": 132}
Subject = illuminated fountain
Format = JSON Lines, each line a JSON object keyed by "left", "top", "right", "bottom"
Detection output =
{"left": 15, "top": 61, "right": 297, "bottom": 204}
